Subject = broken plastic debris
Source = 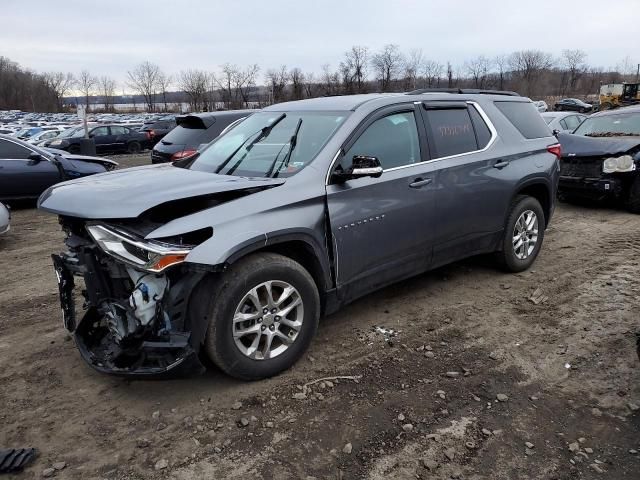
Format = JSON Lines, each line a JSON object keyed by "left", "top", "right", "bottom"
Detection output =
{"left": 564, "top": 363, "right": 571, "bottom": 369}
{"left": 373, "top": 326, "right": 398, "bottom": 345}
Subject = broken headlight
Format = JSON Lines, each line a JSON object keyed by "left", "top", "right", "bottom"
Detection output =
{"left": 86, "top": 224, "right": 192, "bottom": 273}
{"left": 603, "top": 155, "right": 635, "bottom": 174}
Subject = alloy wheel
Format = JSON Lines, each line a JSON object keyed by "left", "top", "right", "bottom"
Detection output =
{"left": 512, "top": 210, "right": 539, "bottom": 260}
{"left": 232, "top": 280, "right": 304, "bottom": 360}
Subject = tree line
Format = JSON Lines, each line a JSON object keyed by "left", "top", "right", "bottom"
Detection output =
{"left": 1, "top": 47, "right": 638, "bottom": 113}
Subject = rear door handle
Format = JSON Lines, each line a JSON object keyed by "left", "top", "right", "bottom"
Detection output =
{"left": 493, "top": 160, "right": 510, "bottom": 169}
{"left": 409, "top": 177, "right": 433, "bottom": 188}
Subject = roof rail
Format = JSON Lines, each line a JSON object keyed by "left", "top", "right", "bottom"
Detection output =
{"left": 407, "top": 88, "right": 520, "bottom": 97}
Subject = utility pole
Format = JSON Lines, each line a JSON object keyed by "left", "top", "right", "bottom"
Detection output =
{"left": 636, "top": 63, "right": 639, "bottom": 82}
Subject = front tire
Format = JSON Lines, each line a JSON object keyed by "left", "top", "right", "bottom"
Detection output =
{"left": 496, "top": 195, "right": 546, "bottom": 272}
{"left": 203, "top": 253, "right": 320, "bottom": 380}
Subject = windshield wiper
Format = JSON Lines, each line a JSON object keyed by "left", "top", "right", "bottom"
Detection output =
{"left": 217, "top": 113, "right": 286, "bottom": 175}
{"left": 270, "top": 118, "right": 303, "bottom": 178}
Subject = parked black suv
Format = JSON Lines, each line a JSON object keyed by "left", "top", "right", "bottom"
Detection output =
{"left": 40, "top": 91, "right": 560, "bottom": 380}
{"left": 140, "top": 118, "right": 176, "bottom": 145}
{"left": 47, "top": 124, "right": 151, "bottom": 155}
{"left": 151, "top": 111, "right": 250, "bottom": 163}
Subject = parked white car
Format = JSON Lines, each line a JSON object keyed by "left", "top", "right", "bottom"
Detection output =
{"left": 0, "top": 202, "right": 10, "bottom": 235}
{"left": 27, "top": 129, "right": 63, "bottom": 145}
{"left": 533, "top": 100, "right": 548, "bottom": 112}
{"left": 541, "top": 112, "right": 587, "bottom": 133}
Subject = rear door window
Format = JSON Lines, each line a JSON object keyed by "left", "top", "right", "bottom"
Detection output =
{"left": 110, "top": 126, "right": 129, "bottom": 136}
{"left": 564, "top": 115, "right": 582, "bottom": 131}
{"left": 423, "top": 107, "right": 478, "bottom": 158}
{"left": 494, "top": 101, "right": 551, "bottom": 139}
{"left": 90, "top": 127, "right": 110, "bottom": 137}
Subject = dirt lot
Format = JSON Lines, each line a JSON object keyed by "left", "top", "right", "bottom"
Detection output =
{"left": 1, "top": 154, "right": 639, "bottom": 479}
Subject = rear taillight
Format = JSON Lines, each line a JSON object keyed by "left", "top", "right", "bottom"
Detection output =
{"left": 547, "top": 143, "right": 562, "bottom": 159}
{"left": 149, "top": 129, "right": 156, "bottom": 137}
{"left": 170, "top": 149, "right": 197, "bottom": 161}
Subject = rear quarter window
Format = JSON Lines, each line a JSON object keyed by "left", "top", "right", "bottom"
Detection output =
{"left": 494, "top": 101, "right": 551, "bottom": 139}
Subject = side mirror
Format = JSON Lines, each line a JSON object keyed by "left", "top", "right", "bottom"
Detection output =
{"left": 552, "top": 129, "right": 560, "bottom": 137}
{"left": 27, "top": 152, "right": 43, "bottom": 164}
{"left": 333, "top": 155, "right": 383, "bottom": 183}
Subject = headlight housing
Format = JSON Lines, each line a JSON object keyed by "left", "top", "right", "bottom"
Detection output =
{"left": 602, "top": 155, "right": 636, "bottom": 174}
{"left": 86, "top": 224, "right": 192, "bottom": 272}
{"left": 49, "top": 139, "right": 63, "bottom": 146}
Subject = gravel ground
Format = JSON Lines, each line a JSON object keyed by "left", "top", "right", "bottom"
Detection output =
{"left": 0, "top": 154, "right": 639, "bottom": 479}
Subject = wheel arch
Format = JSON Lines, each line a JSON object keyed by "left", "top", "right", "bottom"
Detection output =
{"left": 224, "top": 232, "right": 334, "bottom": 295}
{"left": 512, "top": 178, "right": 552, "bottom": 227}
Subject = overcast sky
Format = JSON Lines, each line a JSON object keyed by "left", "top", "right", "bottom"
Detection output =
{"left": 2, "top": 0, "right": 639, "bottom": 91}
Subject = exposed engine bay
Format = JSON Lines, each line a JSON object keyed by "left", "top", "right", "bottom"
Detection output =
{"left": 52, "top": 216, "right": 208, "bottom": 375}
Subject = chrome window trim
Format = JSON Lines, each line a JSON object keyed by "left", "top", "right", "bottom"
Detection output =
{"left": 325, "top": 101, "right": 497, "bottom": 183}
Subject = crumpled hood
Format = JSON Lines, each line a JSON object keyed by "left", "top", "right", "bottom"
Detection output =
{"left": 558, "top": 132, "right": 640, "bottom": 158}
{"left": 37, "top": 163, "right": 285, "bottom": 219}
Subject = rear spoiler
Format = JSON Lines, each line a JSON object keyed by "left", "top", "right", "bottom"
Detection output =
{"left": 176, "top": 115, "right": 216, "bottom": 129}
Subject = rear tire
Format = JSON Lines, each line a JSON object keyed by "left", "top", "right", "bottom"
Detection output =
{"left": 496, "top": 195, "right": 546, "bottom": 272}
{"left": 625, "top": 177, "right": 640, "bottom": 214}
{"left": 127, "top": 141, "right": 141, "bottom": 154}
{"left": 203, "top": 253, "right": 320, "bottom": 380}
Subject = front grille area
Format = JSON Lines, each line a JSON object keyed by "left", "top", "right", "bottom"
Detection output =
{"left": 560, "top": 157, "right": 603, "bottom": 178}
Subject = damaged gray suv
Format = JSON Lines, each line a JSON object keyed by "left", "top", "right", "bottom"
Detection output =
{"left": 39, "top": 90, "right": 560, "bottom": 379}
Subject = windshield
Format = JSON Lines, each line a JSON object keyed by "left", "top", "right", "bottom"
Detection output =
{"left": 188, "top": 111, "right": 348, "bottom": 177}
{"left": 573, "top": 112, "right": 640, "bottom": 137}
{"left": 58, "top": 126, "right": 83, "bottom": 138}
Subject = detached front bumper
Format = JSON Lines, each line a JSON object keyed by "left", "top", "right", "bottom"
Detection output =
{"left": 51, "top": 251, "right": 206, "bottom": 378}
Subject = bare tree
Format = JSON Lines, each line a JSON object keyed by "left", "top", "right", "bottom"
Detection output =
{"left": 214, "top": 64, "right": 259, "bottom": 109}
{"left": 289, "top": 67, "right": 305, "bottom": 100}
{"left": 265, "top": 65, "right": 289, "bottom": 104}
{"left": 179, "top": 69, "right": 208, "bottom": 111}
{"left": 77, "top": 70, "right": 97, "bottom": 110}
{"left": 127, "top": 61, "right": 161, "bottom": 112}
{"left": 371, "top": 44, "right": 404, "bottom": 91}
{"left": 403, "top": 49, "right": 424, "bottom": 90}
{"left": 422, "top": 60, "right": 443, "bottom": 88}
{"left": 465, "top": 55, "right": 492, "bottom": 88}
{"left": 560, "top": 49, "right": 587, "bottom": 96}
{"left": 509, "top": 50, "right": 554, "bottom": 96}
{"left": 319, "top": 64, "right": 340, "bottom": 96}
{"left": 156, "top": 72, "right": 173, "bottom": 112}
{"left": 98, "top": 75, "right": 117, "bottom": 112}
{"left": 233, "top": 64, "right": 259, "bottom": 108}
{"left": 303, "top": 72, "right": 317, "bottom": 98}
{"left": 43, "top": 72, "right": 74, "bottom": 111}
{"left": 340, "top": 46, "right": 369, "bottom": 94}
{"left": 446, "top": 62, "right": 454, "bottom": 87}
{"left": 494, "top": 54, "right": 508, "bottom": 90}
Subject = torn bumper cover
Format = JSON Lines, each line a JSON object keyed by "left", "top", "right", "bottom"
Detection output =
{"left": 51, "top": 221, "right": 209, "bottom": 377}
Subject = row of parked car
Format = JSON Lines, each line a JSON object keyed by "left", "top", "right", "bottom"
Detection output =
{"left": 2, "top": 89, "right": 640, "bottom": 381}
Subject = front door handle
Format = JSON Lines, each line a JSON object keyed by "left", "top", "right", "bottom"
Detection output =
{"left": 409, "top": 177, "right": 433, "bottom": 188}
{"left": 493, "top": 160, "right": 510, "bottom": 169}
